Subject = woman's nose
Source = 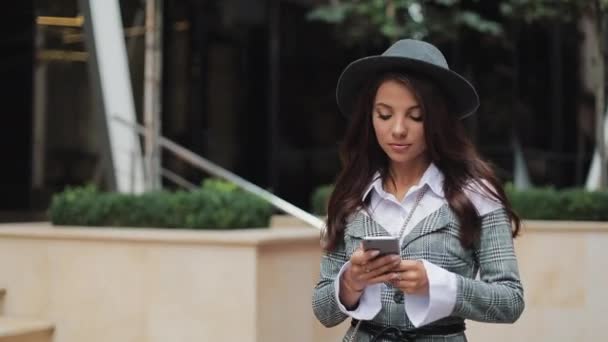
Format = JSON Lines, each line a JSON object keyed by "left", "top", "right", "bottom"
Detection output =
{"left": 391, "top": 118, "right": 407, "bottom": 137}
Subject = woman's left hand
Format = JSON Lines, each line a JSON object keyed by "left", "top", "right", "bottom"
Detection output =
{"left": 390, "top": 260, "right": 429, "bottom": 296}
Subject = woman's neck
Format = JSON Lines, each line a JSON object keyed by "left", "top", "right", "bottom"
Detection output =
{"left": 385, "top": 159, "right": 431, "bottom": 201}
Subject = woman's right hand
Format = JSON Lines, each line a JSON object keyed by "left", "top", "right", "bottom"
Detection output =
{"left": 342, "top": 243, "right": 401, "bottom": 292}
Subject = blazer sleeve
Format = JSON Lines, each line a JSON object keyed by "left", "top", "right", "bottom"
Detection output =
{"left": 312, "top": 240, "right": 351, "bottom": 327}
{"left": 451, "top": 208, "right": 525, "bottom": 323}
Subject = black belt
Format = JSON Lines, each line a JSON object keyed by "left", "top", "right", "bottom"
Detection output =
{"left": 351, "top": 319, "right": 465, "bottom": 341}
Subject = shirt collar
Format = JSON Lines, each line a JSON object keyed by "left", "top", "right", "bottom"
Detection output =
{"left": 362, "top": 163, "right": 445, "bottom": 201}
{"left": 361, "top": 173, "right": 383, "bottom": 201}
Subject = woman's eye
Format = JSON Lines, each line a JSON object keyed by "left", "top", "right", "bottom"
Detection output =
{"left": 410, "top": 112, "right": 423, "bottom": 121}
{"left": 377, "top": 113, "right": 391, "bottom": 120}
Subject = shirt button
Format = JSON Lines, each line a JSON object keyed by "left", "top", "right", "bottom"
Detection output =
{"left": 393, "top": 290, "right": 404, "bottom": 304}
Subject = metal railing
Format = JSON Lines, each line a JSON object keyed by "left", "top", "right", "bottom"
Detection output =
{"left": 113, "top": 116, "right": 325, "bottom": 230}
{"left": 161, "top": 168, "right": 197, "bottom": 190}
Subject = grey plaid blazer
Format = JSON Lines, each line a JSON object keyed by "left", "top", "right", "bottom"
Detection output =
{"left": 312, "top": 204, "right": 524, "bottom": 341}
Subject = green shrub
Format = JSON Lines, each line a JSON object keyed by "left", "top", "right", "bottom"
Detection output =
{"left": 505, "top": 185, "right": 608, "bottom": 221}
{"left": 50, "top": 179, "right": 273, "bottom": 229}
{"left": 311, "top": 183, "right": 608, "bottom": 221}
{"left": 311, "top": 184, "right": 334, "bottom": 216}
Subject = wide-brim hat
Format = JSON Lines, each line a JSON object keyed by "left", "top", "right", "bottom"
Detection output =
{"left": 336, "top": 39, "right": 479, "bottom": 119}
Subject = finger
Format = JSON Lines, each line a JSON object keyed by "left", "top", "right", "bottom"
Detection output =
{"left": 361, "top": 249, "right": 381, "bottom": 263}
{"left": 352, "top": 248, "right": 380, "bottom": 265}
{"left": 395, "top": 259, "right": 423, "bottom": 271}
{"left": 354, "top": 255, "right": 397, "bottom": 281}
{"left": 368, "top": 270, "right": 400, "bottom": 284}
{"left": 361, "top": 257, "right": 401, "bottom": 280}
{"left": 367, "top": 254, "right": 401, "bottom": 270}
{"left": 348, "top": 264, "right": 371, "bottom": 285}
{"left": 392, "top": 280, "right": 419, "bottom": 292}
{"left": 402, "top": 281, "right": 421, "bottom": 294}
{"left": 398, "top": 270, "right": 422, "bottom": 282}
{"left": 349, "top": 255, "right": 379, "bottom": 279}
{"left": 350, "top": 248, "right": 371, "bottom": 265}
{"left": 389, "top": 270, "right": 414, "bottom": 284}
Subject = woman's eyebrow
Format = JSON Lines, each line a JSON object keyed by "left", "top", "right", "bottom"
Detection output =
{"left": 374, "top": 102, "right": 393, "bottom": 109}
{"left": 375, "top": 102, "right": 420, "bottom": 111}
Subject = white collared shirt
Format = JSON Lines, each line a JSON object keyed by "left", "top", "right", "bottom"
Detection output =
{"left": 334, "top": 163, "right": 502, "bottom": 327}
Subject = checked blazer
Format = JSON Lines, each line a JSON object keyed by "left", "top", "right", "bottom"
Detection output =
{"left": 312, "top": 204, "right": 525, "bottom": 342}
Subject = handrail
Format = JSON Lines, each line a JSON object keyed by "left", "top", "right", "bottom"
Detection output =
{"left": 161, "top": 168, "right": 197, "bottom": 190}
{"left": 113, "top": 116, "right": 325, "bottom": 230}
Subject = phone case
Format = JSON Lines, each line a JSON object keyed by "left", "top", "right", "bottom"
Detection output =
{"left": 361, "top": 237, "right": 399, "bottom": 256}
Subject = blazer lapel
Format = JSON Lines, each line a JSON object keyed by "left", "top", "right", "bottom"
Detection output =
{"left": 402, "top": 204, "right": 453, "bottom": 248}
{"left": 345, "top": 211, "right": 391, "bottom": 238}
{"left": 345, "top": 205, "right": 453, "bottom": 245}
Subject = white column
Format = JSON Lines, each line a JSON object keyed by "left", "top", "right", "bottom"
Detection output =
{"left": 585, "top": 111, "right": 608, "bottom": 190}
{"left": 79, "top": 0, "right": 145, "bottom": 193}
{"left": 513, "top": 136, "right": 532, "bottom": 189}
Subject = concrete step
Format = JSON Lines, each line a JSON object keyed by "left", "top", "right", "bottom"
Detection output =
{"left": 0, "top": 317, "right": 53, "bottom": 342}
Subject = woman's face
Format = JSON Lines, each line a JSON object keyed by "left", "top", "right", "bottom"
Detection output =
{"left": 372, "top": 79, "right": 428, "bottom": 170}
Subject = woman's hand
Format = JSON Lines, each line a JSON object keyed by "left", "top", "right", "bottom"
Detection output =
{"left": 339, "top": 243, "right": 401, "bottom": 309}
{"left": 342, "top": 243, "right": 401, "bottom": 292}
{"left": 390, "top": 260, "right": 429, "bottom": 295}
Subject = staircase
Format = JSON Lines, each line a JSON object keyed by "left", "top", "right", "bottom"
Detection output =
{"left": 0, "top": 289, "right": 53, "bottom": 342}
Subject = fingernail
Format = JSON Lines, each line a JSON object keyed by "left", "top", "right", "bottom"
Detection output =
{"left": 370, "top": 250, "right": 380, "bottom": 257}
{"left": 392, "top": 255, "right": 400, "bottom": 261}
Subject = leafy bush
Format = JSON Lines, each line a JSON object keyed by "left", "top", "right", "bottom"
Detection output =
{"left": 505, "top": 185, "right": 608, "bottom": 221}
{"left": 311, "top": 183, "right": 608, "bottom": 221}
{"left": 311, "top": 184, "right": 334, "bottom": 217}
{"left": 50, "top": 179, "right": 273, "bottom": 229}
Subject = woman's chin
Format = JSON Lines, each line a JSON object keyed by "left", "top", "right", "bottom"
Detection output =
{"left": 386, "top": 154, "right": 428, "bottom": 168}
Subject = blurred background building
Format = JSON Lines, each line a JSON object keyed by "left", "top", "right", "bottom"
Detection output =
{"left": 2, "top": 0, "right": 606, "bottom": 219}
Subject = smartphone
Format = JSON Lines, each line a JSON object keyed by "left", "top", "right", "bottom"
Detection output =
{"left": 362, "top": 236, "right": 400, "bottom": 257}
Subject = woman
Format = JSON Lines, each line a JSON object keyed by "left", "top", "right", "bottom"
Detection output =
{"left": 312, "top": 39, "right": 524, "bottom": 342}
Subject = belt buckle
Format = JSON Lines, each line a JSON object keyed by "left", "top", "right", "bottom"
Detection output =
{"left": 377, "top": 327, "right": 417, "bottom": 342}
{"left": 395, "top": 330, "right": 417, "bottom": 342}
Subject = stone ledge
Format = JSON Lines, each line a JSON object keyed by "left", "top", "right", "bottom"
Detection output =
{"left": 521, "top": 220, "right": 608, "bottom": 233}
{"left": 0, "top": 317, "right": 53, "bottom": 339}
{"left": 0, "top": 222, "right": 320, "bottom": 247}
{"left": 270, "top": 214, "right": 608, "bottom": 233}
{"left": 270, "top": 214, "right": 321, "bottom": 228}
{"left": 0, "top": 219, "right": 603, "bottom": 250}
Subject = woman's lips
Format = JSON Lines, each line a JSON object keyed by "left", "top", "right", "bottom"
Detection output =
{"left": 388, "top": 143, "right": 411, "bottom": 152}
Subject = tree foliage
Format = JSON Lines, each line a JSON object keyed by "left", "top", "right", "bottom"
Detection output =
{"left": 307, "top": 0, "right": 607, "bottom": 46}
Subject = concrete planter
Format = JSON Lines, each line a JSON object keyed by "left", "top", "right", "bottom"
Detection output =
{"left": 0, "top": 219, "right": 606, "bottom": 341}
{"left": 0, "top": 223, "right": 345, "bottom": 342}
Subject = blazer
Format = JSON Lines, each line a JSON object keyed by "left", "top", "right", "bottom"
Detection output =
{"left": 312, "top": 204, "right": 524, "bottom": 342}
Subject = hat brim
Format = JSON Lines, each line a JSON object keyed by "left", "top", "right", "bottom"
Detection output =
{"left": 336, "top": 56, "right": 479, "bottom": 119}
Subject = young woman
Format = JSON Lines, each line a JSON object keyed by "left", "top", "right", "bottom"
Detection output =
{"left": 312, "top": 39, "right": 524, "bottom": 341}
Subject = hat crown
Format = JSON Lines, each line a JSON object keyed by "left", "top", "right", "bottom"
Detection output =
{"left": 382, "top": 39, "right": 448, "bottom": 69}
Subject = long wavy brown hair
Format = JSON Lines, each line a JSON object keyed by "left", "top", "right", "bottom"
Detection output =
{"left": 323, "top": 72, "right": 520, "bottom": 251}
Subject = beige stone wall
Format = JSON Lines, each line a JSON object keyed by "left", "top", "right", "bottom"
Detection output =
{"left": 0, "top": 221, "right": 605, "bottom": 341}
{"left": 0, "top": 225, "right": 311, "bottom": 342}
{"left": 467, "top": 221, "right": 608, "bottom": 341}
